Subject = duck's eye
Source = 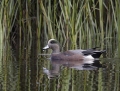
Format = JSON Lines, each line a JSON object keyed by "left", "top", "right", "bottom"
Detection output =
{"left": 50, "top": 40, "right": 58, "bottom": 44}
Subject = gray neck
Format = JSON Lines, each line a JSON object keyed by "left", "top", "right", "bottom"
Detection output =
{"left": 52, "top": 45, "right": 60, "bottom": 53}
{"left": 52, "top": 48, "right": 60, "bottom": 53}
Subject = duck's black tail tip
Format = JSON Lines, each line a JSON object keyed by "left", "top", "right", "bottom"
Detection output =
{"left": 92, "top": 50, "right": 106, "bottom": 58}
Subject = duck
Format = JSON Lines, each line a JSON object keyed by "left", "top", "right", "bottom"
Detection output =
{"left": 43, "top": 39, "right": 105, "bottom": 60}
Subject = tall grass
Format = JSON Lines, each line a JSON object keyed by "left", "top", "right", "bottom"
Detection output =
{"left": 0, "top": 0, "right": 119, "bottom": 50}
{"left": 38, "top": 0, "right": 119, "bottom": 52}
{"left": 0, "top": 0, "right": 3, "bottom": 83}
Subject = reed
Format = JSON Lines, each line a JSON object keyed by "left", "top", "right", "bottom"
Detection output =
{"left": 0, "top": 0, "right": 119, "bottom": 51}
{"left": 115, "top": 0, "right": 120, "bottom": 57}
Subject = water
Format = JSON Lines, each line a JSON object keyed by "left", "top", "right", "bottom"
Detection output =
{"left": 0, "top": 39, "right": 120, "bottom": 91}
{"left": 41, "top": 58, "right": 120, "bottom": 91}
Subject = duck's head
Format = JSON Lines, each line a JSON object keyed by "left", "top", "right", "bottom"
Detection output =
{"left": 43, "top": 39, "right": 60, "bottom": 53}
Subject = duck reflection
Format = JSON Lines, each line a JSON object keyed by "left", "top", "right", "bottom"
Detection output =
{"left": 43, "top": 58, "right": 102, "bottom": 79}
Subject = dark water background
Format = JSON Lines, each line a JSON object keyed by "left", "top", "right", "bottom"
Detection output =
{"left": 0, "top": 38, "right": 120, "bottom": 91}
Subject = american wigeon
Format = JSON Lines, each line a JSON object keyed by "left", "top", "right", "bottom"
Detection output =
{"left": 43, "top": 39, "right": 105, "bottom": 60}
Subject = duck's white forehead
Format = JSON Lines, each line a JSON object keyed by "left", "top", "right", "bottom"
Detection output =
{"left": 48, "top": 39, "right": 56, "bottom": 44}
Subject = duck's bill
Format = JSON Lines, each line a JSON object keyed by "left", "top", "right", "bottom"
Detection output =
{"left": 43, "top": 45, "right": 49, "bottom": 50}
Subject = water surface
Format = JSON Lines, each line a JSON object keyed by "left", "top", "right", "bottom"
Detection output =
{"left": 0, "top": 39, "right": 120, "bottom": 91}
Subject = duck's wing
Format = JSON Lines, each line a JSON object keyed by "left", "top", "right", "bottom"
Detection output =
{"left": 68, "top": 49, "right": 94, "bottom": 55}
{"left": 68, "top": 50, "right": 84, "bottom": 55}
{"left": 62, "top": 50, "right": 81, "bottom": 56}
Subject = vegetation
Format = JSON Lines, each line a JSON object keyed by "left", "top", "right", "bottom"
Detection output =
{"left": 0, "top": 1, "right": 119, "bottom": 40}
{"left": 0, "top": 0, "right": 120, "bottom": 91}
{"left": 0, "top": 0, "right": 119, "bottom": 52}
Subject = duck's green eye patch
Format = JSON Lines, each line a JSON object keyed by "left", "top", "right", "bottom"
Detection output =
{"left": 50, "top": 40, "right": 58, "bottom": 44}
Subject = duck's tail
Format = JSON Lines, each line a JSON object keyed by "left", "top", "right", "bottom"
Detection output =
{"left": 92, "top": 50, "right": 106, "bottom": 58}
